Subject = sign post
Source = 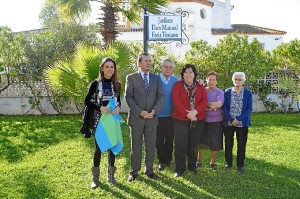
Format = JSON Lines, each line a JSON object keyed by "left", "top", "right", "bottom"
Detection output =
{"left": 148, "top": 15, "right": 182, "bottom": 41}
{"left": 143, "top": 7, "right": 148, "bottom": 53}
{"left": 143, "top": 12, "right": 182, "bottom": 53}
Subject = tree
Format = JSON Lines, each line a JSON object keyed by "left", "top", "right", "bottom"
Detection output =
{"left": 185, "top": 33, "right": 275, "bottom": 90}
{"left": 18, "top": 24, "right": 99, "bottom": 113}
{"left": 39, "top": 0, "right": 61, "bottom": 28}
{"left": 184, "top": 40, "right": 214, "bottom": 79}
{"left": 0, "top": 27, "right": 25, "bottom": 93}
{"left": 273, "top": 39, "right": 300, "bottom": 70}
{"left": 42, "top": 0, "right": 169, "bottom": 46}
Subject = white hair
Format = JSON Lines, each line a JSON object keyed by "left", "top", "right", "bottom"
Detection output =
{"left": 232, "top": 72, "right": 246, "bottom": 82}
{"left": 161, "top": 58, "right": 174, "bottom": 68}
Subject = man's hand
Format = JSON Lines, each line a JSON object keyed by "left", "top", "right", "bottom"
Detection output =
{"left": 140, "top": 111, "right": 148, "bottom": 119}
{"left": 148, "top": 110, "right": 155, "bottom": 118}
{"left": 140, "top": 111, "right": 155, "bottom": 119}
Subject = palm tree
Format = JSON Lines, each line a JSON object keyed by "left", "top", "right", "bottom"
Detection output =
{"left": 44, "top": 0, "right": 169, "bottom": 46}
{"left": 44, "top": 42, "right": 134, "bottom": 113}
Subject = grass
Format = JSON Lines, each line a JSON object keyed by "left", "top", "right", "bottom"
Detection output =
{"left": 0, "top": 113, "right": 299, "bottom": 199}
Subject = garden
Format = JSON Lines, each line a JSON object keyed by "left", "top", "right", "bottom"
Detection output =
{"left": 0, "top": 113, "right": 299, "bottom": 198}
{"left": 1, "top": 1, "right": 300, "bottom": 198}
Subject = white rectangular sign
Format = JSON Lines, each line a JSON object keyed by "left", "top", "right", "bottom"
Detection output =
{"left": 148, "top": 15, "right": 182, "bottom": 41}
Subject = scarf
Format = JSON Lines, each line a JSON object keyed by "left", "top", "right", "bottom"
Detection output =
{"left": 183, "top": 81, "right": 197, "bottom": 111}
{"left": 183, "top": 81, "right": 197, "bottom": 128}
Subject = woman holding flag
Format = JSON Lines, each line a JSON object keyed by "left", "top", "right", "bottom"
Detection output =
{"left": 84, "top": 57, "right": 122, "bottom": 189}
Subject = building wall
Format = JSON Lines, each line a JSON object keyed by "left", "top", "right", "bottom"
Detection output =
{"left": 211, "top": 0, "right": 232, "bottom": 29}
{"left": 248, "top": 34, "right": 284, "bottom": 51}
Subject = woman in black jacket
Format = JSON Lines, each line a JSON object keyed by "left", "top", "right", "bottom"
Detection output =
{"left": 84, "top": 57, "right": 121, "bottom": 188}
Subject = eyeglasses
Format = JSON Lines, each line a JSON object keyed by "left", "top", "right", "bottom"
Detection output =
{"left": 163, "top": 66, "right": 173, "bottom": 70}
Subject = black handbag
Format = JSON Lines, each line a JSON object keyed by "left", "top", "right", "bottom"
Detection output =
{"left": 80, "top": 81, "right": 101, "bottom": 138}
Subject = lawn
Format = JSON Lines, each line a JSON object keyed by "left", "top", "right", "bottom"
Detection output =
{"left": 0, "top": 113, "right": 299, "bottom": 199}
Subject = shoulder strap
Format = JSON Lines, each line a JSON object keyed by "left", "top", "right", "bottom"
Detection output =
{"left": 96, "top": 80, "right": 102, "bottom": 104}
{"left": 95, "top": 80, "right": 99, "bottom": 93}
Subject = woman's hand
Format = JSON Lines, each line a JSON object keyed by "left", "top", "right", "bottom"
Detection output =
{"left": 111, "top": 106, "right": 120, "bottom": 115}
{"left": 187, "top": 110, "right": 198, "bottom": 121}
{"left": 100, "top": 106, "right": 110, "bottom": 114}
{"left": 232, "top": 118, "right": 239, "bottom": 126}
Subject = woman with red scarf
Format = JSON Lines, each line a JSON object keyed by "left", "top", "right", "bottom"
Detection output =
{"left": 171, "top": 64, "right": 208, "bottom": 177}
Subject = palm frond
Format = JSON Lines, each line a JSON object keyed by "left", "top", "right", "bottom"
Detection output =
{"left": 44, "top": 42, "right": 135, "bottom": 103}
{"left": 73, "top": 44, "right": 102, "bottom": 82}
{"left": 57, "top": 0, "right": 91, "bottom": 21}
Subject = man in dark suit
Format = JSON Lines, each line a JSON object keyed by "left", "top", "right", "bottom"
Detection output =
{"left": 125, "top": 52, "right": 165, "bottom": 181}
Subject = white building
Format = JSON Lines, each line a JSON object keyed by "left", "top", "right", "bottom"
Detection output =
{"left": 117, "top": 0, "right": 286, "bottom": 57}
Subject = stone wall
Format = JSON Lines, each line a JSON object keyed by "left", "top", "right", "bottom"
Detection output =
{"left": 0, "top": 96, "right": 130, "bottom": 115}
{"left": 1, "top": 70, "right": 299, "bottom": 115}
{"left": 3, "top": 93, "right": 296, "bottom": 115}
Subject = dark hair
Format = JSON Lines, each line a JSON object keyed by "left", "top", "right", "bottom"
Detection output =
{"left": 98, "top": 57, "right": 121, "bottom": 95}
{"left": 206, "top": 71, "right": 218, "bottom": 80}
{"left": 180, "top": 64, "right": 198, "bottom": 82}
{"left": 137, "top": 52, "right": 150, "bottom": 65}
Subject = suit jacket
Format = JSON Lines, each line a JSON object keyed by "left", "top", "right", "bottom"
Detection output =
{"left": 125, "top": 71, "right": 165, "bottom": 126}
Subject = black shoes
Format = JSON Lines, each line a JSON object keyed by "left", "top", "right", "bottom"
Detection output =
{"left": 237, "top": 167, "right": 245, "bottom": 173}
{"left": 196, "top": 162, "right": 202, "bottom": 168}
{"left": 224, "top": 164, "right": 232, "bottom": 170}
{"left": 158, "top": 164, "right": 166, "bottom": 171}
{"left": 224, "top": 164, "right": 244, "bottom": 173}
{"left": 128, "top": 173, "right": 158, "bottom": 181}
{"left": 158, "top": 162, "right": 172, "bottom": 171}
{"left": 210, "top": 164, "right": 217, "bottom": 170}
{"left": 147, "top": 173, "right": 158, "bottom": 180}
{"left": 174, "top": 172, "right": 183, "bottom": 178}
{"left": 196, "top": 162, "right": 217, "bottom": 170}
{"left": 189, "top": 169, "right": 197, "bottom": 175}
{"left": 127, "top": 174, "right": 137, "bottom": 182}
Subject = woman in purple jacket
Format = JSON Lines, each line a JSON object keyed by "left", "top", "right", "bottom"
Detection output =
{"left": 197, "top": 72, "right": 224, "bottom": 171}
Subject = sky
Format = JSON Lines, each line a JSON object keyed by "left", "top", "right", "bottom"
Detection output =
{"left": 0, "top": 0, "right": 299, "bottom": 43}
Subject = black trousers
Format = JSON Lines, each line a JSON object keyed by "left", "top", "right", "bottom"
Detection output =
{"left": 173, "top": 119, "right": 205, "bottom": 173}
{"left": 94, "top": 139, "right": 115, "bottom": 167}
{"left": 224, "top": 126, "right": 248, "bottom": 167}
{"left": 156, "top": 117, "right": 174, "bottom": 164}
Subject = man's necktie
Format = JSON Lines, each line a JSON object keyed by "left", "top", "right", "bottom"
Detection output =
{"left": 143, "top": 73, "right": 149, "bottom": 91}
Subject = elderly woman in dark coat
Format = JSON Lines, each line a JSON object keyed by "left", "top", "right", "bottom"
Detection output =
{"left": 223, "top": 72, "right": 253, "bottom": 173}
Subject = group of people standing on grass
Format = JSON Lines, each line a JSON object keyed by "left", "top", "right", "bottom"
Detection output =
{"left": 84, "top": 52, "right": 253, "bottom": 189}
